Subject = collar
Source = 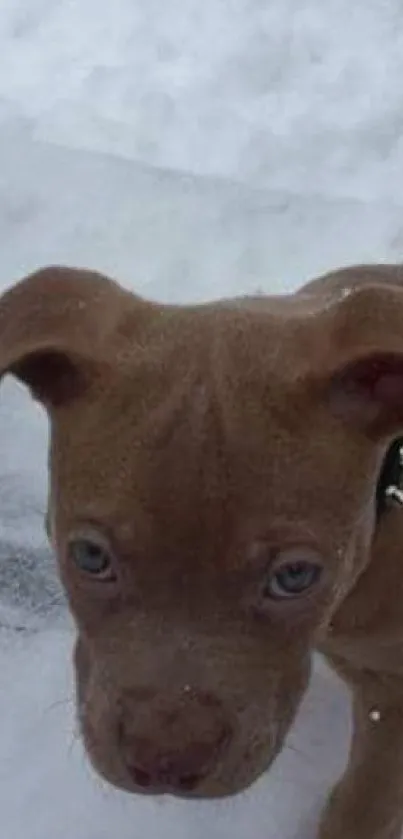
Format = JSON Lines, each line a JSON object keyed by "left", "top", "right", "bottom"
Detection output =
{"left": 376, "top": 437, "right": 403, "bottom": 519}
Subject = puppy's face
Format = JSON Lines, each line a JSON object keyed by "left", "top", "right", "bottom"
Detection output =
{"left": 2, "top": 265, "right": 401, "bottom": 799}
{"left": 47, "top": 313, "right": 383, "bottom": 798}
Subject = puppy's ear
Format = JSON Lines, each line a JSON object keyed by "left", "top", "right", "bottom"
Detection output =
{"left": 319, "top": 280, "right": 403, "bottom": 438}
{"left": 0, "top": 266, "right": 130, "bottom": 407}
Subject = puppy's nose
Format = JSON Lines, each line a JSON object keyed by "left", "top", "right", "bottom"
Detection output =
{"left": 126, "top": 740, "right": 223, "bottom": 792}
{"left": 119, "top": 690, "right": 230, "bottom": 793}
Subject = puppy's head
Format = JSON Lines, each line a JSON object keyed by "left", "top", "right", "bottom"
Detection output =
{"left": 2, "top": 265, "right": 403, "bottom": 798}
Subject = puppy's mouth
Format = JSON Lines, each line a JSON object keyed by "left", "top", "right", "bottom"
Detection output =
{"left": 120, "top": 768, "right": 250, "bottom": 800}
{"left": 81, "top": 716, "right": 271, "bottom": 800}
{"left": 79, "top": 704, "right": 235, "bottom": 798}
{"left": 125, "top": 765, "right": 206, "bottom": 797}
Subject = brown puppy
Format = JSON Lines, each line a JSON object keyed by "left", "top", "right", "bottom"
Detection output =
{"left": 2, "top": 263, "right": 403, "bottom": 838}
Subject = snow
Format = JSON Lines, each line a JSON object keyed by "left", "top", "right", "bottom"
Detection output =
{"left": 2, "top": 0, "right": 403, "bottom": 203}
{"left": 0, "top": 0, "right": 402, "bottom": 836}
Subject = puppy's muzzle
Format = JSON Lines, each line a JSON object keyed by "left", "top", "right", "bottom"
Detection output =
{"left": 118, "top": 688, "right": 232, "bottom": 794}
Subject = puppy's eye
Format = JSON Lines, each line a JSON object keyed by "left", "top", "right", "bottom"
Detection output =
{"left": 68, "top": 538, "right": 116, "bottom": 581}
{"left": 264, "top": 550, "right": 323, "bottom": 600}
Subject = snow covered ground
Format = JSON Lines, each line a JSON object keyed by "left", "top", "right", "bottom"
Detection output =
{"left": 0, "top": 1, "right": 402, "bottom": 836}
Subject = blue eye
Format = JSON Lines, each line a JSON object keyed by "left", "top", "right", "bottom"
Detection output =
{"left": 69, "top": 537, "right": 116, "bottom": 581}
{"left": 264, "top": 550, "right": 323, "bottom": 600}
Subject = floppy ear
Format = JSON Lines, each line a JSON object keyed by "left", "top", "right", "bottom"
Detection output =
{"left": 319, "top": 279, "right": 403, "bottom": 438}
{"left": 0, "top": 265, "right": 130, "bottom": 407}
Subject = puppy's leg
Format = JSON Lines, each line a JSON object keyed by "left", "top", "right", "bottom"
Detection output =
{"left": 319, "top": 656, "right": 403, "bottom": 839}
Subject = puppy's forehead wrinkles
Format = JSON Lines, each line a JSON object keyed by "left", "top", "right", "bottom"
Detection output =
{"left": 120, "top": 298, "right": 314, "bottom": 438}
{"left": 57, "top": 303, "right": 311, "bottom": 538}
{"left": 90, "top": 352, "right": 231, "bottom": 533}
{"left": 131, "top": 369, "right": 215, "bottom": 448}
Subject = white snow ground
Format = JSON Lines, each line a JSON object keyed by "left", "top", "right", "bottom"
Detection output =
{"left": 0, "top": 1, "right": 402, "bottom": 836}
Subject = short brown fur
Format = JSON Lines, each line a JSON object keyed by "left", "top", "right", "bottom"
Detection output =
{"left": 3, "top": 264, "right": 403, "bottom": 837}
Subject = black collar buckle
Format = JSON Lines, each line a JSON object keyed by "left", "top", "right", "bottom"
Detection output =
{"left": 376, "top": 438, "right": 403, "bottom": 518}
